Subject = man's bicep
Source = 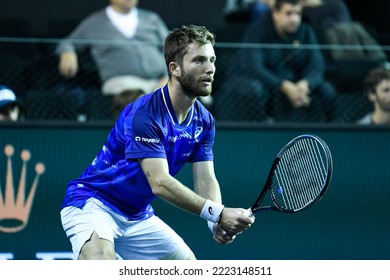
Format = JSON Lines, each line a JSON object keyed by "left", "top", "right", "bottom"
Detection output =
{"left": 139, "top": 158, "right": 170, "bottom": 187}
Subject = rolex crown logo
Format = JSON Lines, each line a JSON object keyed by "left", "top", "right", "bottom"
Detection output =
{"left": 0, "top": 145, "right": 45, "bottom": 233}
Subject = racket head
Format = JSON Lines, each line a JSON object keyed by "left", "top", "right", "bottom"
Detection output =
{"left": 251, "top": 134, "right": 332, "bottom": 214}
{"left": 270, "top": 134, "right": 332, "bottom": 212}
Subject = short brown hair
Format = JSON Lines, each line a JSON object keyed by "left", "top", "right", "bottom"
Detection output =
{"left": 364, "top": 67, "right": 390, "bottom": 95}
{"left": 274, "top": 0, "right": 301, "bottom": 10}
{"left": 164, "top": 25, "right": 215, "bottom": 78}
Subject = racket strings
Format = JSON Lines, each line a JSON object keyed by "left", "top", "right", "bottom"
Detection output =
{"left": 272, "top": 138, "right": 328, "bottom": 211}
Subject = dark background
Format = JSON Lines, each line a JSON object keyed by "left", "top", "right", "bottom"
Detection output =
{"left": 0, "top": 0, "right": 389, "bottom": 44}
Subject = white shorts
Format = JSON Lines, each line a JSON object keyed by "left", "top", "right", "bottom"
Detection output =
{"left": 60, "top": 198, "right": 195, "bottom": 260}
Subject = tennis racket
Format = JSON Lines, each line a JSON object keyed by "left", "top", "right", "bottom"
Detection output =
{"left": 244, "top": 134, "right": 333, "bottom": 217}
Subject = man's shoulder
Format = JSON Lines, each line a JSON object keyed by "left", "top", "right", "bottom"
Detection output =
{"left": 299, "top": 22, "right": 316, "bottom": 33}
{"left": 137, "top": 8, "right": 168, "bottom": 32}
{"left": 80, "top": 9, "right": 107, "bottom": 25}
{"left": 243, "top": 14, "right": 274, "bottom": 42}
{"left": 137, "top": 8, "right": 163, "bottom": 20}
{"left": 356, "top": 113, "right": 372, "bottom": 125}
{"left": 194, "top": 99, "right": 215, "bottom": 124}
{"left": 128, "top": 90, "right": 162, "bottom": 117}
{"left": 298, "top": 22, "right": 317, "bottom": 37}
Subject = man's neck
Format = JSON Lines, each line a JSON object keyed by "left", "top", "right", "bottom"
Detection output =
{"left": 167, "top": 81, "right": 195, "bottom": 125}
{"left": 110, "top": 5, "right": 133, "bottom": 14}
{"left": 372, "top": 110, "right": 390, "bottom": 125}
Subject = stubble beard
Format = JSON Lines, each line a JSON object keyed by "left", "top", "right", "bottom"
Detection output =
{"left": 178, "top": 71, "right": 212, "bottom": 99}
{"left": 377, "top": 97, "right": 390, "bottom": 113}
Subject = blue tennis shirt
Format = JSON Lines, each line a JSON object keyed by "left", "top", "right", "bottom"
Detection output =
{"left": 61, "top": 85, "right": 215, "bottom": 220}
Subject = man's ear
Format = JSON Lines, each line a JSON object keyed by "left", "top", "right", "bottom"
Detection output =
{"left": 169, "top": 62, "right": 181, "bottom": 77}
{"left": 368, "top": 91, "right": 377, "bottom": 103}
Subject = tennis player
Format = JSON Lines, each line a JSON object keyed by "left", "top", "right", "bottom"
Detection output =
{"left": 60, "top": 25, "right": 255, "bottom": 260}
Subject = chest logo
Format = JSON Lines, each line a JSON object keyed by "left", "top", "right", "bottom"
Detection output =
{"left": 195, "top": 127, "right": 203, "bottom": 140}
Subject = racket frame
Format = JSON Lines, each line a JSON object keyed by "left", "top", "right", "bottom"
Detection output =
{"left": 249, "top": 134, "right": 333, "bottom": 215}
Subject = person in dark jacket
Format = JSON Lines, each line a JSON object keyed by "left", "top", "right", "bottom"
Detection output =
{"left": 216, "top": 0, "right": 336, "bottom": 122}
{"left": 301, "top": 0, "right": 352, "bottom": 44}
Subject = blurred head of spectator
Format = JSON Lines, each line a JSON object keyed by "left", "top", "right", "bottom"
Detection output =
{"left": 0, "top": 86, "right": 20, "bottom": 121}
{"left": 358, "top": 68, "right": 390, "bottom": 125}
{"left": 272, "top": 0, "right": 302, "bottom": 37}
{"left": 102, "top": 75, "right": 148, "bottom": 120}
{"left": 223, "top": 0, "right": 274, "bottom": 23}
{"left": 111, "top": 89, "right": 145, "bottom": 120}
{"left": 110, "top": 0, "right": 139, "bottom": 13}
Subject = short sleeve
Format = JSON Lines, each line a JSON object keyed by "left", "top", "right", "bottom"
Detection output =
{"left": 189, "top": 117, "right": 215, "bottom": 162}
{"left": 124, "top": 111, "right": 166, "bottom": 160}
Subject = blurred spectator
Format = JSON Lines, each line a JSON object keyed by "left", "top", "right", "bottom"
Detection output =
{"left": 301, "top": 0, "right": 386, "bottom": 63}
{"left": 105, "top": 75, "right": 148, "bottom": 120}
{"left": 216, "top": 0, "right": 336, "bottom": 122}
{"left": 55, "top": 0, "right": 169, "bottom": 96}
{"left": 300, "top": 0, "right": 386, "bottom": 123}
{"left": 111, "top": 89, "right": 144, "bottom": 120}
{"left": 301, "top": 0, "right": 351, "bottom": 44}
{"left": 357, "top": 67, "right": 390, "bottom": 125}
{"left": 223, "top": 0, "right": 274, "bottom": 23}
{"left": 0, "top": 85, "right": 20, "bottom": 121}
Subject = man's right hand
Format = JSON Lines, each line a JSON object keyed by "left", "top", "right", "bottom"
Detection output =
{"left": 219, "top": 207, "right": 255, "bottom": 236}
{"left": 59, "top": 51, "right": 78, "bottom": 78}
{"left": 212, "top": 223, "right": 237, "bottom": 244}
{"left": 212, "top": 207, "right": 255, "bottom": 244}
{"left": 281, "top": 80, "right": 311, "bottom": 108}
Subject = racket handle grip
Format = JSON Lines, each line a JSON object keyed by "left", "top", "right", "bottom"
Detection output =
{"left": 243, "top": 208, "right": 254, "bottom": 217}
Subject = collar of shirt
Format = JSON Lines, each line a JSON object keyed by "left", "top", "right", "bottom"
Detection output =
{"left": 106, "top": 6, "right": 139, "bottom": 38}
{"left": 161, "top": 85, "right": 194, "bottom": 127}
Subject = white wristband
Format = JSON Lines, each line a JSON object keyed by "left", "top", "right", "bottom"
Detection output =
{"left": 200, "top": 199, "right": 224, "bottom": 223}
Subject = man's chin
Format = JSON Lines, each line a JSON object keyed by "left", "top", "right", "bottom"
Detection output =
{"left": 286, "top": 27, "right": 299, "bottom": 34}
{"left": 199, "top": 91, "right": 212, "bottom": 97}
{"left": 201, "top": 85, "right": 213, "bottom": 96}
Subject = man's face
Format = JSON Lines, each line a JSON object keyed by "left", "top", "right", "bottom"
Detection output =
{"left": 177, "top": 42, "right": 216, "bottom": 98}
{"left": 370, "top": 79, "right": 390, "bottom": 112}
{"left": 273, "top": 3, "right": 302, "bottom": 36}
{"left": 110, "top": 0, "right": 138, "bottom": 13}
